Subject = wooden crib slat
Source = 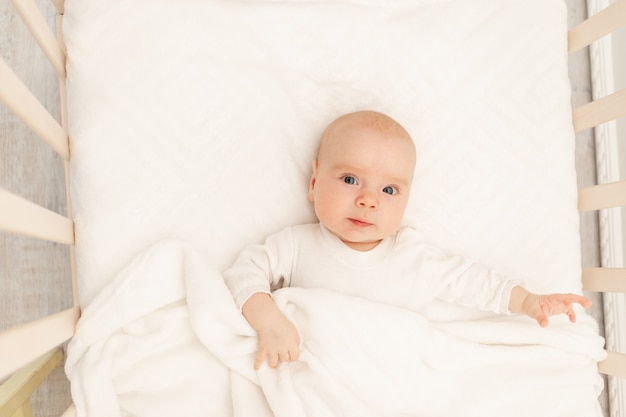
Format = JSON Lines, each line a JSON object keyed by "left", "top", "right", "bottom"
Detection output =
{"left": 10, "top": 0, "right": 66, "bottom": 78}
{"left": 582, "top": 268, "right": 626, "bottom": 293}
{"left": 0, "top": 349, "right": 63, "bottom": 417}
{"left": 568, "top": 0, "right": 626, "bottom": 53}
{"left": 0, "top": 58, "right": 69, "bottom": 161}
{"left": 0, "top": 188, "right": 74, "bottom": 245}
{"left": 572, "top": 88, "right": 626, "bottom": 132}
{"left": 50, "top": 0, "right": 64, "bottom": 15}
{"left": 598, "top": 351, "right": 626, "bottom": 378}
{"left": 0, "top": 307, "right": 79, "bottom": 382}
{"left": 56, "top": 13, "right": 78, "bottom": 309}
{"left": 578, "top": 180, "right": 626, "bottom": 211}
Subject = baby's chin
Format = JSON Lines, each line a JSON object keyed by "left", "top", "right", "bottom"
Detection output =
{"left": 323, "top": 222, "right": 387, "bottom": 251}
{"left": 340, "top": 238, "right": 382, "bottom": 252}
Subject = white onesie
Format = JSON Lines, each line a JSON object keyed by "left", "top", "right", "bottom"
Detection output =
{"left": 223, "top": 223, "right": 519, "bottom": 314}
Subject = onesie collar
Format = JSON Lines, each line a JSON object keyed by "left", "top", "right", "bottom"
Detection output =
{"left": 318, "top": 223, "right": 396, "bottom": 267}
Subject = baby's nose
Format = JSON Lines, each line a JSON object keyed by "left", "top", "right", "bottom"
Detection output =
{"left": 356, "top": 192, "right": 378, "bottom": 209}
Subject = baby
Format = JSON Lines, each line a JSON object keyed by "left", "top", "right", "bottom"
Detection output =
{"left": 223, "top": 110, "right": 592, "bottom": 370}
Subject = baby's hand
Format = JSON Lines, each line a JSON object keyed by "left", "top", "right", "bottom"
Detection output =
{"left": 242, "top": 292, "right": 301, "bottom": 370}
{"left": 521, "top": 292, "right": 592, "bottom": 327}
{"left": 254, "top": 316, "right": 301, "bottom": 370}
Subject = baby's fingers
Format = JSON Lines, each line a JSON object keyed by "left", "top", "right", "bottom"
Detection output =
{"left": 547, "top": 300, "right": 578, "bottom": 323}
{"left": 563, "top": 295, "right": 585, "bottom": 323}
{"left": 254, "top": 345, "right": 280, "bottom": 370}
{"left": 267, "top": 352, "right": 280, "bottom": 368}
{"left": 567, "top": 306, "right": 577, "bottom": 323}
{"left": 539, "top": 293, "right": 592, "bottom": 325}
{"left": 561, "top": 293, "right": 592, "bottom": 308}
{"left": 536, "top": 312, "right": 549, "bottom": 328}
{"left": 253, "top": 350, "right": 265, "bottom": 370}
{"left": 254, "top": 348, "right": 299, "bottom": 370}
{"left": 278, "top": 350, "right": 290, "bottom": 363}
{"left": 289, "top": 346, "right": 301, "bottom": 362}
{"left": 544, "top": 294, "right": 589, "bottom": 310}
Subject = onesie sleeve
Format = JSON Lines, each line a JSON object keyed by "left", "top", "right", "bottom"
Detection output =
{"left": 437, "top": 259, "right": 520, "bottom": 314}
{"left": 415, "top": 240, "right": 521, "bottom": 314}
{"left": 222, "top": 227, "right": 295, "bottom": 310}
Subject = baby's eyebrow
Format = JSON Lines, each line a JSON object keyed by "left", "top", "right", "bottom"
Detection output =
{"left": 330, "top": 164, "right": 358, "bottom": 173}
{"left": 386, "top": 175, "right": 411, "bottom": 187}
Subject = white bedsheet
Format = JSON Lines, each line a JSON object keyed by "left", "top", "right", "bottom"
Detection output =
{"left": 66, "top": 241, "right": 606, "bottom": 417}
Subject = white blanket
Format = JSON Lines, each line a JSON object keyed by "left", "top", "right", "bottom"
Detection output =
{"left": 66, "top": 241, "right": 606, "bottom": 417}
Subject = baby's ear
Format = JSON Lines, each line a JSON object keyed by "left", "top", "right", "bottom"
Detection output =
{"left": 308, "top": 160, "right": 318, "bottom": 202}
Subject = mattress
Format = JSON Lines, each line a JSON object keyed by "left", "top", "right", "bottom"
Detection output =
{"left": 65, "top": 0, "right": 581, "bottom": 309}
{"left": 62, "top": 0, "right": 606, "bottom": 415}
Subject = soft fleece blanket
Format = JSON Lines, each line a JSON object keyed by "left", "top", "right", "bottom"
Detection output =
{"left": 66, "top": 241, "right": 606, "bottom": 417}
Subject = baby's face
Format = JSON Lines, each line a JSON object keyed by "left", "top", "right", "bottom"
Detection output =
{"left": 308, "top": 122, "right": 415, "bottom": 251}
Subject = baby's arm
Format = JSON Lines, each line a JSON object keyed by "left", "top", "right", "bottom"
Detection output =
{"left": 508, "top": 286, "right": 592, "bottom": 327}
{"left": 242, "top": 292, "right": 301, "bottom": 370}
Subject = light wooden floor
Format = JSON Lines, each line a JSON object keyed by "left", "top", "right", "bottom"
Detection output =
{"left": 0, "top": 0, "right": 607, "bottom": 416}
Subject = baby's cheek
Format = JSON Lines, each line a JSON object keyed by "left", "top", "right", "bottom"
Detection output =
{"left": 313, "top": 200, "right": 335, "bottom": 225}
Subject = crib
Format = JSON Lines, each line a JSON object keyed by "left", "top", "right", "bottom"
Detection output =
{"left": 1, "top": 0, "right": 626, "bottom": 416}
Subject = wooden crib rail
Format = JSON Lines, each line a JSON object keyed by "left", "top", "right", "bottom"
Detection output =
{"left": 0, "top": 0, "right": 76, "bottom": 386}
{"left": 9, "top": 0, "right": 66, "bottom": 78}
{"left": 0, "top": 308, "right": 79, "bottom": 381}
{"left": 568, "top": 0, "right": 626, "bottom": 53}
{"left": 0, "top": 58, "right": 69, "bottom": 160}
{"left": 573, "top": 88, "right": 626, "bottom": 133}
{"left": 583, "top": 268, "right": 626, "bottom": 293}
{"left": 0, "top": 188, "right": 74, "bottom": 245}
{"left": 578, "top": 180, "right": 626, "bottom": 211}
{"left": 50, "top": 0, "right": 64, "bottom": 15}
{"left": 568, "top": 0, "right": 626, "bottom": 383}
{"left": 599, "top": 352, "right": 626, "bottom": 379}
{"left": 569, "top": 0, "right": 626, "bottom": 136}
{"left": 0, "top": 349, "right": 63, "bottom": 417}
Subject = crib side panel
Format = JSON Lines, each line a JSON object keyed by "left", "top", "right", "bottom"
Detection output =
{"left": 570, "top": 0, "right": 626, "bottom": 381}
{"left": 0, "top": 0, "right": 75, "bottom": 389}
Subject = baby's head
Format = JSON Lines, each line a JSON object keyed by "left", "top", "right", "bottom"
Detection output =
{"left": 308, "top": 111, "right": 416, "bottom": 251}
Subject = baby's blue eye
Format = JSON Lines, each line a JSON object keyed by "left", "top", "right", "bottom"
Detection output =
{"left": 343, "top": 176, "right": 357, "bottom": 185}
{"left": 382, "top": 186, "right": 398, "bottom": 195}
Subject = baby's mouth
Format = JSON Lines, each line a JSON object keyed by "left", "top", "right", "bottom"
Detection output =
{"left": 348, "top": 218, "right": 372, "bottom": 227}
